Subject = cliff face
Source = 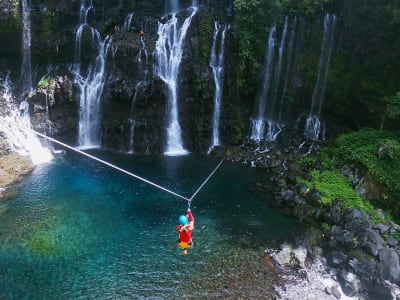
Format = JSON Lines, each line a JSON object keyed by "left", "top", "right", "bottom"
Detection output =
{"left": 0, "top": 0, "right": 242, "bottom": 154}
{"left": 0, "top": 1, "right": 399, "bottom": 154}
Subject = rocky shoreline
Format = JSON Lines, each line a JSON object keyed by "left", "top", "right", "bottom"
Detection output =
{"left": 224, "top": 131, "right": 400, "bottom": 300}
{"left": 0, "top": 136, "right": 35, "bottom": 200}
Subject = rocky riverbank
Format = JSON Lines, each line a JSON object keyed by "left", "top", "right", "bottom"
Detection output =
{"left": 0, "top": 136, "right": 34, "bottom": 200}
{"left": 224, "top": 130, "right": 400, "bottom": 300}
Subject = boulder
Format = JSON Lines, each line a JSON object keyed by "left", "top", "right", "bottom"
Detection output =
{"left": 363, "top": 229, "right": 385, "bottom": 256}
{"left": 337, "top": 270, "right": 361, "bottom": 297}
{"left": 378, "top": 248, "right": 400, "bottom": 284}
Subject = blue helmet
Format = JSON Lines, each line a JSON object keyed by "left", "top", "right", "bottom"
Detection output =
{"left": 179, "top": 215, "right": 189, "bottom": 225}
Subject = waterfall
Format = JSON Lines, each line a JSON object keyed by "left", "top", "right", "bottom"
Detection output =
{"left": 128, "top": 26, "right": 149, "bottom": 153}
{"left": 0, "top": 76, "right": 52, "bottom": 165}
{"left": 128, "top": 82, "right": 143, "bottom": 153}
{"left": 123, "top": 13, "right": 134, "bottom": 30}
{"left": 154, "top": 7, "right": 198, "bottom": 156}
{"left": 265, "top": 17, "right": 289, "bottom": 141}
{"left": 209, "top": 22, "right": 229, "bottom": 151}
{"left": 71, "top": 0, "right": 111, "bottom": 148}
{"left": 268, "top": 17, "right": 288, "bottom": 120}
{"left": 166, "top": 0, "right": 180, "bottom": 13}
{"left": 250, "top": 25, "right": 276, "bottom": 141}
{"left": 250, "top": 18, "right": 298, "bottom": 142}
{"left": 20, "top": 0, "right": 32, "bottom": 94}
{"left": 278, "top": 16, "right": 297, "bottom": 122}
{"left": 305, "top": 14, "right": 336, "bottom": 141}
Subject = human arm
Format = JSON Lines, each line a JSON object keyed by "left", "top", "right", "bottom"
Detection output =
{"left": 186, "top": 209, "right": 194, "bottom": 230}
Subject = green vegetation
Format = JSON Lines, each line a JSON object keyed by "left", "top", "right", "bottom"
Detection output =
{"left": 192, "top": 72, "right": 212, "bottom": 99}
{"left": 232, "top": 0, "right": 282, "bottom": 88}
{"left": 298, "top": 128, "right": 400, "bottom": 221}
{"left": 192, "top": 12, "right": 214, "bottom": 65}
{"left": 280, "top": 0, "right": 330, "bottom": 17}
{"left": 333, "top": 129, "right": 400, "bottom": 214}
{"left": 38, "top": 77, "right": 50, "bottom": 89}
{"left": 381, "top": 92, "right": 400, "bottom": 130}
{"left": 298, "top": 168, "right": 380, "bottom": 222}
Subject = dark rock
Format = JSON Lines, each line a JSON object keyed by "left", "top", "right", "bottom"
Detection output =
{"left": 344, "top": 208, "right": 372, "bottom": 237}
{"left": 363, "top": 230, "right": 385, "bottom": 256}
{"left": 387, "top": 236, "right": 398, "bottom": 247}
{"left": 389, "top": 221, "right": 400, "bottom": 235}
{"left": 363, "top": 279, "right": 396, "bottom": 300}
{"left": 309, "top": 191, "right": 321, "bottom": 203}
{"left": 328, "top": 251, "right": 348, "bottom": 266}
{"left": 331, "top": 225, "right": 354, "bottom": 245}
{"left": 337, "top": 270, "right": 361, "bottom": 297}
{"left": 328, "top": 207, "right": 341, "bottom": 224}
{"left": 378, "top": 248, "right": 400, "bottom": 284}
{"left": 280, "top": 189, "right": 296, "bottom": 202}
{"left": 373, "top": 223, "right": 390, "bottom": 235}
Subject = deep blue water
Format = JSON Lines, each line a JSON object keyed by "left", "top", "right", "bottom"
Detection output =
{"left": 0, "top": 151, "right": 299, "bottom": 299}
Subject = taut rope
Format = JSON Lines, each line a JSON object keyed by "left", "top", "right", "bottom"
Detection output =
{"left": 28, "top": 128, "right": 224, "bottom": 204}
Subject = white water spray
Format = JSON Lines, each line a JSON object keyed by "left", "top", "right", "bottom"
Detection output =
{"left": 154, "top": 7, "right": 198, "bottom": 156}
{"left": 250, "top": 25, "right": 276, "bottom": 141}
{"left": 209, "top": 22, "right": 229, "bottom": 151}
{"left": 0, "top": 77, "right": 52, "bottom": 165}
{"left": 72, "top": 0, "right": 111, "bottom": 148}
{"left": 123, "top": 12, "right": 134, "bottom": 30}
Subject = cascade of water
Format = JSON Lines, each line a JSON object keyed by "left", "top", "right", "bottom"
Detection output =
{"left": 138, "top": 36, "right": 148, "bottom": 63}
{"left": 265, "top": 17, "right": 289, "bottom": 142}
{"left": 72, "top": 0, "right": 111, "bottom": 148}
{"left": 0, "top": 76, "right": 52, "bottom": 164}
{"left": 128, "top": 28, "right": 149, "bottom": 153}
{"left": 154, "top": 7, "right": 198, "bottom": 156}
{"left": 305, "top": 14, "right": 336, "bottom": 141}
{"left": 250, "top": 25, "right": 276, "bottom": 141}
{"left": 128, "top": 83, "right": 142, "bottom": 153}
{"left": 20, "top": 0, "right": 32, "bottom": 94}
{"left": 209, "top": 22, "right": 229, "bottom": 151}
{"left": 123, "top": 13, "right": 134, "bottom": 30}
{"left": 166, "top": 0, "right": 180, "bottom": 13}
{"left": 268, "top": 17, "right": 288, "bottom": 120}
{"left": 277, "top": 16, "right": 297, "bottom": 122}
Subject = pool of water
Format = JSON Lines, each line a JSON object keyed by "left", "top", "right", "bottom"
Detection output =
{"left": 0, "top": 151, "right": 299, "bottom": 299}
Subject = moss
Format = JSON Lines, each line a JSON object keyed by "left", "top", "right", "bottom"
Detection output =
{"left": 297, "top": 168, "right": 381, "bottom": 223}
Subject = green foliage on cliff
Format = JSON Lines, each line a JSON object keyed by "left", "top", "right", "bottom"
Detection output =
{"left": 280, "top": 0, "right": 330, "bottom": 17}
{"left": 298, "top": 168, "right": 380, "bottom": 222}
{"left": 332, "top": 129, "right": 400, "bottom": 212}
{"left": 192, "top": 11, "right": 214, "bottom": 65}
{"left": 381, "top": 92, "right": 400, "bottom": 130}
{"left": 232, "top": 0, "right": 282, "bottom": 87}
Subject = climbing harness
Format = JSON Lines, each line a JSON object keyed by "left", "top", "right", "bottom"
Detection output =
{"left": 28, "top": 128, "right": 224, "bottom": 205}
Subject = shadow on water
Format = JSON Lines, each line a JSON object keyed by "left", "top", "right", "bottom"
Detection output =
{"left": 0, "top": 150, "right": 302, "bottom": 299}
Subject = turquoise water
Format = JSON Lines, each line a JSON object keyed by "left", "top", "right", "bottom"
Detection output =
{"left": 0, "top": 151, "right": 299, "bottom": 299}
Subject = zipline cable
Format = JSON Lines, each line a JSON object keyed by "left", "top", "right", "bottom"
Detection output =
{"left": 26, "top": 127, "right": 224, "bottom": 203}
{"left": 188, "top": 158, "right": 224, "bottom": 202}
{"left": 31, "top": 129, "right": 191, "bottom": 201}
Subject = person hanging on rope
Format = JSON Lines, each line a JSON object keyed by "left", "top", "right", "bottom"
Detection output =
{"left": 176, "top": 208, "right": 194, "bottom": 256}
